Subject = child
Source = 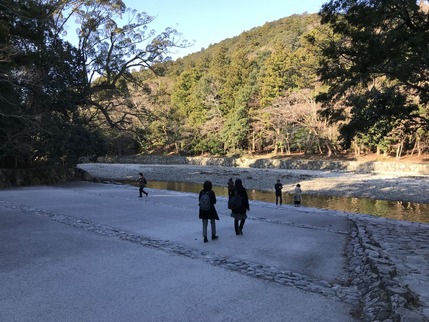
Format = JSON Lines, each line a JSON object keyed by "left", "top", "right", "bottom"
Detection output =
{"left": 293, "top": 183, "right": 302, "bottom": 207}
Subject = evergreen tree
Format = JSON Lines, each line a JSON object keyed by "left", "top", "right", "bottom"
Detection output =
{"left": 317, "top": 0, "right": 429, "bottom": 149}
{"left": 0, "top": 0, "right": 106, "bottom": 168}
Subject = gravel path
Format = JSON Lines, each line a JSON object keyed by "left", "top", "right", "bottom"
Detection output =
{"left": 78, "top": 163, "right": 429, "bottom": 204}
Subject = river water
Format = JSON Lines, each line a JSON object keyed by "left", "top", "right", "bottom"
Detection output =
{"left": 127, "top": 180, "right": 429, "bottom": 224}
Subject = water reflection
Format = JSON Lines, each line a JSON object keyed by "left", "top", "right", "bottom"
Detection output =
{"left": 125, "top": 180, "right": 429, "bottom": 224}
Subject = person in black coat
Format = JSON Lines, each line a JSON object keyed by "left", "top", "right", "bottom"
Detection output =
{"left": 274, "top": 179, "right": 283, "bottom": 205}
{"left": 138, "top": 172, "right": 148, "bottom": 197}
{"left": 199, "top": 180, "right": 219, "bottom": 243}
{"left": 227, "top": 177, "right": 235, "bottom": 197}
{"left": 230, "top": 179, "right": 250, "bottom": 235}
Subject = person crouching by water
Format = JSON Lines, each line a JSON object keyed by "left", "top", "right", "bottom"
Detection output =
{"left": 294, "top": 183, "right": 302, "bottom": 207}
{"left": 230, "top": 179, "right": 250, "bottom": 235}
{"left": 138, "top": 172, "right": 148, "bottom": 197}
{"left": 199, "top": 180, "right": 219, "bottom": 243}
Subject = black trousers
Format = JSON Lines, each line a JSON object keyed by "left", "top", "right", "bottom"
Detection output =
{"left": 234, "top": 219, "right": 246, "bottom": 234}
{"left": 139, "top": 186, "right": 147, "bottom": 196}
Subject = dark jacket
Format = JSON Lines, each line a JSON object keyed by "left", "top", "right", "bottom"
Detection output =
{"left": 227, "top": 179, "right": 235, "bottom": 197}
{"left": 138, "top": 175, "right": 146, "bottom": 187}
{"left": 232, "top": 180, "right": 250, "bottom": 215}
{"left": 274, "top": 182, "right": 283, "bottom": 196}
{"left": 199, "top": 189, "right": 219, "bottom": 220}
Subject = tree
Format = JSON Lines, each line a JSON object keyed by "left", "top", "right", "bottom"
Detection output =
{"left": 260, "top": 45, "right": 291, "bottom": 107}
{"left": 221, "top": 104, "right": 250, "bottom": 155}
{"left": 0, "top": 0, "right": 105, "bottom": 168}
{"left": 317, "top": 0, "right": 429, "bottom": 148}
{"left": 219, "top": 51, "right": 253, "bottom": 154}
{"left": 61, "top": 0, "right": 191, "bottom": 131}
{"left": 131, "top": 71, "right": 182, "bottom": 154}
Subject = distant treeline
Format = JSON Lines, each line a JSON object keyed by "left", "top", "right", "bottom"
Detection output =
{"left": 1, "top": 1, "right": 428, "bottom": 169}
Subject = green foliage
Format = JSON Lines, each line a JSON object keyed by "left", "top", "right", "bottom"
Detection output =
{"left": 1, "top": 0, "right": 191, "bottom": 168}
{"left": 221, "top": 105, "right": 250, "bottom": 153}
{"left": 134, "top": 13, "right": 344, "bottom": 156}
{"left": 317, "top": 0, "right": 429, "bottom": 151}
{"left": 35, "top": 114, "right": 107, "bottom": 165}
{"left": 192, "top": 137, "right": 223, "bottom": 155}
{"left": 260, "top": 45, "right": 291, "bottom": 106}
{"left": 5, "top": 1, "right": 428, "bottom": 164}
{"left": 171, "top": 67, "right": 206, "bottom": 126}
{"left": 0, "top": 0, "right": 106, "bottom": 168}
{"left": 72, "top": 0, "right": 190, "bottom": 129}
{"left": 340, "top": 87, "right": 418, "bottom": 146}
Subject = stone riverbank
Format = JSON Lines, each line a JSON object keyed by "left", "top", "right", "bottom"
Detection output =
{"left": 77, "top": 161, "right": 429, "bottom": 321}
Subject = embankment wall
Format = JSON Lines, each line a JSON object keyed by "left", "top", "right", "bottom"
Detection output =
{"left": 97, "top": 155, "right": 429, "bottom": 175}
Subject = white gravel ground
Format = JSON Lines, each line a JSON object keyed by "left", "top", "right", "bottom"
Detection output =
{"left": 78, "top": 163, "right": 429, "bottom": 204}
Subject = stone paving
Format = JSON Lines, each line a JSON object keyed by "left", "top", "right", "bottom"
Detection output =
{"left": 0, "top": 198, "right": 358, "bottom": 304}
{"left": 1, "top": 182, "right": 429, "bottom": 321}
{"left": 351, "top": 215, "right": 429, "bottom": 321}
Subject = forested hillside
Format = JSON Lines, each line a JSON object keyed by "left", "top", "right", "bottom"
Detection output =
{"left": 127, "top": 14, "right": 335, "bottom": 156}
{"left": 1, "top": 0, "right": 428, "bottom": 171}
{"left": 123, "top": 2, "right": 429, "bottom": 159}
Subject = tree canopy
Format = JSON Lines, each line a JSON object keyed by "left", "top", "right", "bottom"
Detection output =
{"left": 317, "top": 0, "right": 429, "bottom": 149}
{"left": 133, "top": 14, "right": 336, "bottom": 157}
{"left": 2, "top": 1, "right": 429, "bottom": 168}
{"left": 0, "top": 0, "right": 188, "bottom": 168}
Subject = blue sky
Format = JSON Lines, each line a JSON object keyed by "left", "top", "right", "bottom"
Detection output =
{"left": 64, "top": 0, "right": 328, "bottom": 59}
{"left": 126, "top": 0, "right": 327, "bottom": 58}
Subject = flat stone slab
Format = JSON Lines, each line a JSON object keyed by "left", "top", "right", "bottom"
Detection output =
{"left": 0, "top": 182, "right": 360, "bottom": 321}
{"left": 1, "top": 182, "right": 349, "bottom": 282}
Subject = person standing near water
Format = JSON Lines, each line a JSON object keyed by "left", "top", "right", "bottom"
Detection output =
{"left": 274, "top": 179, "right": 283, "bottom": 205}
{"left": 294, "top": 183, "right": 302, "bottom": 207}
{"left": 227, "top": 178, "right": 235, "bottom": 198}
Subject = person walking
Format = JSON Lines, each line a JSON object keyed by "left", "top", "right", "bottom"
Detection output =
{"left": 198, "top": 180, "right": 219, "bottom": 243}
{"left": 274, "top": 179, "right": 283, "bottom": 205}
{"left": 294, "top": 183, "right": 302, "bottom": 207}
{"left": 230, "top": 179, "right": 250, "bottom": 235}
{"left": 138, "top": 172, "right": 148, "bottom": 197}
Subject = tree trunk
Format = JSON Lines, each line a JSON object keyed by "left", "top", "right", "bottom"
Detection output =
{"left": 273, "top": 128, "right": 280, "bottom": 155}
{"left": 411, "top": 134, "right": 421, "bottom": 156}
{"left": 353, "top": 140, "right": 360, "bottom": 156}
{"left": 396, "top": 140, "right": 404, "bottom": 160}
{"left": 326, "top": 142, "right": 332, "bottom": 157}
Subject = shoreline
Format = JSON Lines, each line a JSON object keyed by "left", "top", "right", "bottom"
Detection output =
{"left": 76, "top": 162, "right": 429, "bottom": 320}
{"left": 78, "top": 163, "right": 429, "bottom": 205}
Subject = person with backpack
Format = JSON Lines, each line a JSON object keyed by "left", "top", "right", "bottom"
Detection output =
{"left": 230, "top": 179, "right": 250, "bottom": 235}
{"left": 138, "top": 172, "right": 148, "bottom": 197}
{"left": 198, "top": 180, "right": 219, "bottom": 243}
